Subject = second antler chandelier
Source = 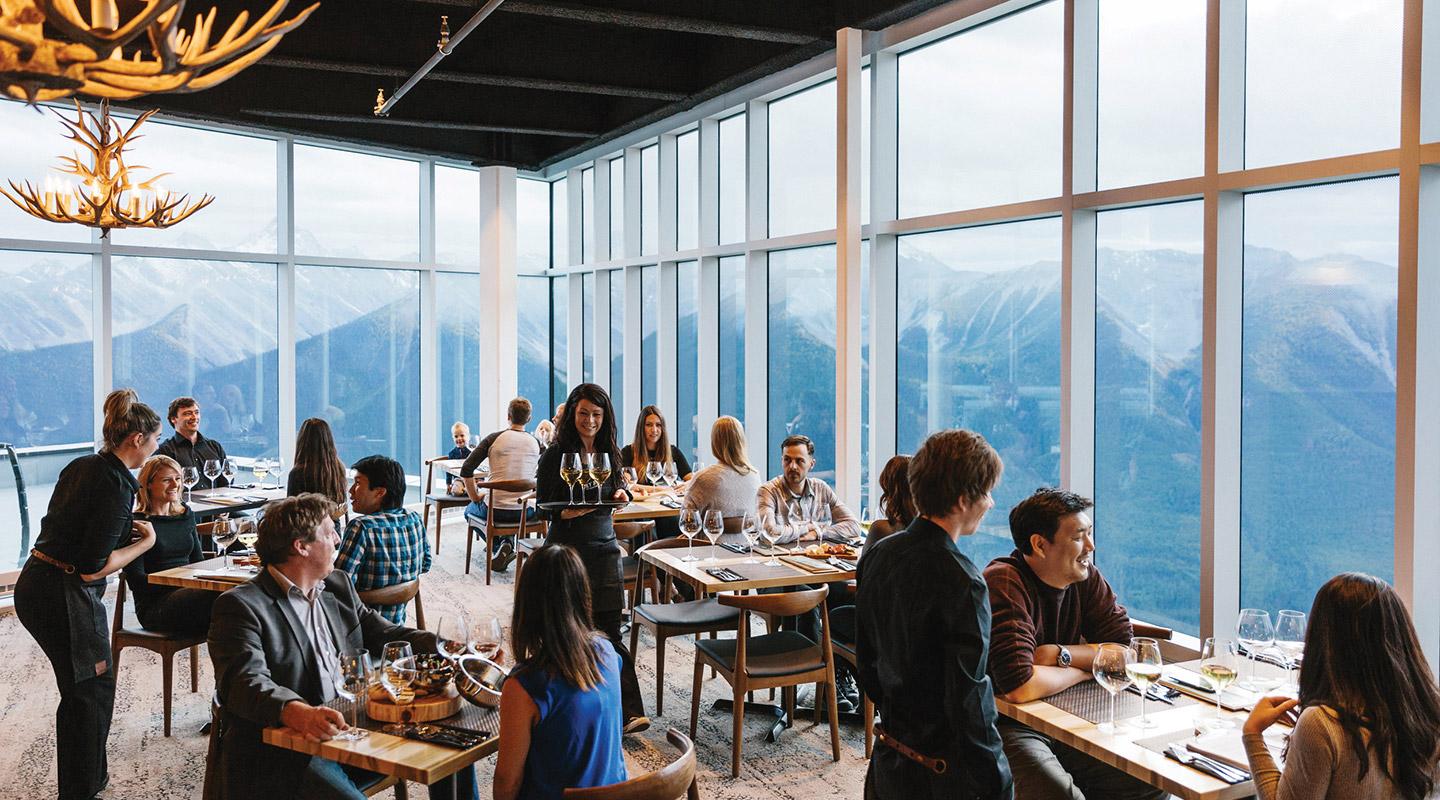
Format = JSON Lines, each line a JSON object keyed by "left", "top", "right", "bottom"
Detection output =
{"left": 0, "top": 0, "right": 319, "bottom": 104}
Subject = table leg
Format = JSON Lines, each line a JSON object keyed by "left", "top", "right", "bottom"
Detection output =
{"left": 710, "top": 699, "right": 789, "bottom": 743}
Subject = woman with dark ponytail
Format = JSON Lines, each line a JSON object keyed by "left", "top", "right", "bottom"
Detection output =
{"left": 14, "top": 388, "right": 163, "bottom": 800}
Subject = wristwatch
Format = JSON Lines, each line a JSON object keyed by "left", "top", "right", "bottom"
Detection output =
{"left": 1057, "top": 646, "right": 1072, "bottom": 668}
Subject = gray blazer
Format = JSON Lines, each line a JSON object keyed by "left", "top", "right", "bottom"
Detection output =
{"left": 207, "top": 567, "right": 434, "bottom": 800}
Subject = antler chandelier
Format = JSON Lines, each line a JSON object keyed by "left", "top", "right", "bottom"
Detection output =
{"left": 0, "top": 0, "right": 318, "bottom": 104}
{"left": 0, "top": 98, "right": 213, "bottom": 236}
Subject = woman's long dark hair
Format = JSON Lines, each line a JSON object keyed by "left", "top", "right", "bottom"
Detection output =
{"left": 1300, "top": 572, "right": 1440, "bottom": 799}
{"left": 291, "top": 418, "right": 347, "bottom": 507}
{"left": 629, "top": 405, "right": 673, "bottom": 473}
{"left": 510, "top": 544, "right": 605, "bottom": 690}
{"left": 878, "top": 455, "right": 916, "bottom": 528}
{"left": 554, "top": 383, "right": 623, "bottom": 468}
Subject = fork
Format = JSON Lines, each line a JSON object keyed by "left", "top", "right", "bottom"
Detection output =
{"left": 1165, "top": 744, "right": 1249, "bottom": 784}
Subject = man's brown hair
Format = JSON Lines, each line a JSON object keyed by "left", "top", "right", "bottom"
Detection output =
{"left": 908, "top": 429, "right": 1003, "bottom": 518}
{"left": 256, "top": 493, "right": 338, "bottom": 566}
{"left": 167, "top": 396, "right": 197, "bottom": 425}
{"left": 509, "top": 397, "right": 533, "bottom": 425}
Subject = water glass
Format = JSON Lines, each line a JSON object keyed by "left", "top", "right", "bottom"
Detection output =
{"left": 1092, "top": 643, "right": 1133, "bottom": 734}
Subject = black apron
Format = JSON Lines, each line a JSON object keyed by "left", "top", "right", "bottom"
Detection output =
{"left": 65, "top": 573, "right": 113, "bottom": 680}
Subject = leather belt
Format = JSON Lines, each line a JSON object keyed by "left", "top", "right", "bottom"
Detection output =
{"left": 30, "top": 548, "right": 77, "bottom": 574}
{"left": 875, "top": 724, "right": 947, "bottom": 775}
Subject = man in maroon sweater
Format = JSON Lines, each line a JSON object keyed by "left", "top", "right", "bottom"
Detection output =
{"left": 983, "top": 488, "right": 1164, "bottom": 800}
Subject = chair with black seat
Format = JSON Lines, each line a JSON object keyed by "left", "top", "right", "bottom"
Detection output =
{"left": 357, "top": 577, "right": 426, "bottom": 629}
{"left": 827, "top": 601, "right": 873, "bottom": 758}
{"left": 111, "top": 576, "right": 204, "bottom": 737}
{"left": 511, "top": 531, "right": 548, "bottom": 590}
{"left": 628, "top": 536, "right": 740, "bottom": 715}
{"left": 421, "top": 456, "right": 469, "bottom": 554}
{"left": 562, "top": 728, "right": 699, "bottom": 800}
{"left": 201, "top": 695, "right": 408, "bottom": 800}
{"left": 615, "top": 520, "right": 657, "bottom": 608}
{"left": 688, "top": 585, "right": 840, "bottom": 777}
{"left": 465, "top": 478, "right": 537, "bottom": 584}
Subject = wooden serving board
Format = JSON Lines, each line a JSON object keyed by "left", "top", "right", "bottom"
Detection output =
{"left": 366, "top": 685, "right": 462, "bottom": 723}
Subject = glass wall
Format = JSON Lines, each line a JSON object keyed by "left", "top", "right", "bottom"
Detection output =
{"left": 581, "top": 167, "right": 595, "bottom": 264}
{"left": 0, "top": 101, "right": 93, "bottom": 242}
{"left": 0, "top": 249, "right": 93, "bottom": 447}
{"left": 641, "top": 265, "right": 658, "bottom": 408}
{"left": 1241, "top": 177, "right": 1398, "bottom": 614}
{"left": 436, "top": 272, "right": 480, "bottom": 453}
{"left": 718, "top": 114, "right": 746, "bottom": 244}
{"left": 551, "top": 176, "right": 569, "bottom": 268}
{"left": 609, "top": 271, "right": 625, "bottom": 413}
{"left": 719, "top": 255, "right": 746, "bottom": 423}
{"left": 436, "top": 166, "right": 480, "bottom": 266}
{"left": 582, "top": 272, "right": 595, "bottom": 381}
{"left": 676, "top": 260, "right": 700, "bottom": 459}
{"left": 769, "top": 82, "right": 836, "bottom": 237}
{"left": 769, "top": 246, "right": 838, "bottom": 481}
{"left": 517, "top": 177, "right": 551, "bottom": 273}
{"left": 896, "top": 219, "right": 1062, "bottom": 566}
{"left": 1094, "top": 202, "right": 1204, "bottom": 634}
{"left": 608, "top": 157, "right": 624, "bottom": 259}
{"left": 641, "top": 146, "right": 659, "bottom": 256}
{"left": 294, "top": 145, "right": 420, "bottom": 262}
{"left": 517, "top": 275, "right": 551, "bottom": 417}
{"left": 677, "top": 131, "right": 700, "bottom": 250}
{"left": 550, "top": 277, "right": 569, "bottom": 410}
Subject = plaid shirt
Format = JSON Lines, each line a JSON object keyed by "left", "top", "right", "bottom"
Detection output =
{"left": 336, "top": 508, "right": 431, "bottom": 624}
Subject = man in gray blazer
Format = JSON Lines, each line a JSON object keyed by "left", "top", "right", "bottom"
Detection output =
{"left": 207, "top": 493, "right": 477, "bottom": 800}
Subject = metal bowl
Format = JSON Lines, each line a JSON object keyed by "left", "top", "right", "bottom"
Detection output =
{"left": 410, "top": 653, "right": 456, "bottom": 693}
{"left": 455, "top": 654, "right": 508, "bottom": 708}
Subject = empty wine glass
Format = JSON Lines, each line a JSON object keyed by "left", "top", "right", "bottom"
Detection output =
{"left": 662, "top": 460, "right": 679, "bottom": 488}
{"left": 757, "top": 523, "right": 782, "bottom": 567}
{"left": 788, "top": 498, "right": 808, "bottom": 555}
{"left": 182, "top": 466, "right": 200, "bottom": 502}
{"left": 333, "top": 651, "right": 371, "bottom": 740}
{"left": 203, "top": 458, "right": 222, "bottom": 490}
{"left": 1236, "top": 608, "right": 1275, "bottom": 690}
{"left": 644, "top": 460, "right": 664, "bottom": 487}
{"left": 620, "top": 466, "right": 638, "bottom": 489}
{"left": 270, "top": 457, "right": 285, "bottom": 481}
{"left": 560, "top": 453, "right": 581, "bottom": 505}
{"left": 434, "top": 613, "right": 469, "bottom": 662}
{"left": 1200, "top": 637, "right": 1240, "bottom": 729}
{"left": 1092, "top": 642, "right": 1134, "bottom": 734}
{"left": 814, "top": 503, "right": 832, "bottom": 541}
{"left": 1128, "top": 637, "right": 1163, "bottom": 729}
{"left": 471, "top": 616, "right": 504, "bottom": 661}
{"left": 678, "top": 509, "right": 701, "bottom": 562}
{"left": 221, "top": 457, "right": 238, "bottom": 489}
{"left": 741, "top": 512, "right": 760, "bottom": 563}
{"left": 212, "top": 516, "right": 239, "bottom": 568}
{"left": 379, "top": 644, "right": 417, "bottom": 733}
{"left": 1274, "top": 610, "right": 1306, "bottom": 694}
{"left": 702, "top": 509, "right": 724, "bottom": 562}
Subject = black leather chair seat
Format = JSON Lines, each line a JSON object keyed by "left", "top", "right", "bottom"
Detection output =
{"left": 696, "top": 631, "right": 824, "bottom": 678}
{"left": 635, "top": 597, "right": 739, "bottom": 628}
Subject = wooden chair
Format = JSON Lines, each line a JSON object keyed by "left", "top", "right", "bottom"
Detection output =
{"left": 829, "top": 637, "right": 874, "bottom": 758}
{"left": 357, "top": 578, "right": 426, "bottom": 629}
{"left": 563, "top": 728, "right": 699, "bottom": 800}
{"left": 421, "top": 456, "right": 469, "bottom": 554}
{"left": 465, "top": 478, "right": 538, "bottom": 584}
{"left": 628, "top": 536, "right": 740, "bottom": 716}
{"left": 1133, "top": 621, "right": 1173, "bottom": 640}
{"left": 111, "top": 577, "right": 204, "bottom": 737}
{"left": 615, "top": 520, "right": 657, "bottom": 608}
{"left": 689, "top": 585, "right": 840, "bottom": 777}
{"left": 202, "top": 695, "right": 408, "bottom": 800}
{"left": 512, "top": 532, "right": 548, "bottom": 589}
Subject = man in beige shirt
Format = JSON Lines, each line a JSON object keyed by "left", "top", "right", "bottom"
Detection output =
{"left": 756, "top": 434, "right": 863, "bottom": 545}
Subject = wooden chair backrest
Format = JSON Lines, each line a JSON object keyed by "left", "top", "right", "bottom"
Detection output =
{"left": 475, "top": 478, "right": 536, "bottom": 493}
{"left": 197, "top": 520, "right": 225, "bottom": 537}
{"left": 614, "top": 521, "right": 655, "bottom": 542}
{"left": 635, "top": 535, "right": 698, "bottom": 553}
{"left": 563, "top": 728, "right": 698, "bottom": 800}
{"left": 719, "top": 585, "right": 828, "bottom": 616}
{"left": 1132, "top": 621, "right": 1173, "bottom": 641}
{"left": 357, "top": 578, "right": 420, "bottom": 607}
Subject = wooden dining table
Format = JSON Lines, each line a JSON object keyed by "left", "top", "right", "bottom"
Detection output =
{"left": 149, "top": 555, "right": 258, "bottom": 593}
{"left": 188, "top": 485, "right": 287, "bottom": 518}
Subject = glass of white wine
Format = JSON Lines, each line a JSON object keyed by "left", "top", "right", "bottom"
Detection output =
{"left": 333, "top": 650, "right": 371, "bottom": 740}
{"left": 1128, "top": 637, "right": 1164, "bottom": 729}
{"left": 1274, "top": 610, "right": 1306, "bottom": 694}
{"left": 1092, "top": 642, "right": 1133, "bottom": 734}
{"left": 559, "top": 453, "right": 582, "bottom": 505}
{"left": 234, "top": 518, "right": 258, "bottom": 554}
{"left": 678, "top": 509, "right": 701, "bottom": 562}
{"left": 590, "top": 452, "right": 611, "bottom": 505}
{"left": 251, "top": 457, "right": 269, "bottom": 483}
{"left": 1200, "top": 637, "right": 1240, "bottom": 729}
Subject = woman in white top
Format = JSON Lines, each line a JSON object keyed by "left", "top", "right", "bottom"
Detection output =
{"left": 682, "top": 415, "right": 760, "bottom": 519}
{"left": 1244, "top": 572, "right": 1440, "bottom": 800}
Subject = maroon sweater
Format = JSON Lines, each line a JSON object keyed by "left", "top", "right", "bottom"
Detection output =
{"left": 983, "top": 551, "right": 1134, "bottom": 696}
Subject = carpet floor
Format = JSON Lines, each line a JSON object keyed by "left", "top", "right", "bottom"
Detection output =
{"left": 0, "top": 512, "right": 871, "bottom": 798}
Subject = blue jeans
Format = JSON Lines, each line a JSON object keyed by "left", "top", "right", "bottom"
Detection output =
{"left": 464, "top": 501, "right": 537, "bottom": 551}
{"left": 301, "top": 758, "right": 478, "bottom": 800}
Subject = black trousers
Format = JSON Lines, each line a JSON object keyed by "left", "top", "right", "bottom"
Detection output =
{"left": 15, "top": 563, "right": 115, "bottom": 800}
{"left": 137, "top": 587, "right": 217, "bottom": 637}
{"left": 580, "top": 545, "right": 645, "bottom": 720}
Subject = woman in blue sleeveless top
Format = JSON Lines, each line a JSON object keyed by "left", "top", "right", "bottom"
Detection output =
{"left": 494, "top": 544, "right": 627, "bottom": 800}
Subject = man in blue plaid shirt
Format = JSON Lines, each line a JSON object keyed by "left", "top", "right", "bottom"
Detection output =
{"left": 338, "top": 455, "right": 431, "bottom": 624}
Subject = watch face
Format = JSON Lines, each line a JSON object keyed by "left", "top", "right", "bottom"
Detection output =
{"left": 1058, "top": 648, "right": 1071, "bottom": 667}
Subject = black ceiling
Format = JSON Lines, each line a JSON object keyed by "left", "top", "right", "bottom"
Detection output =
{"left": 112, "top": 0, "right": 946, "bottom": 172}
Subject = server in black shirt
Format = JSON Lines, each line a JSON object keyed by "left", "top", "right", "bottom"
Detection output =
{"left": 122, "top": 454, "right": 217, "bottom": 636}
{"left": 14, "top": 389, "right": 162, "bottom": 800}
{"left": 856, "top": 429, "right": 1014, "bottom": 800}
{"left": 156, "top": 395, "right": 229, "bottom": 489}
{"left": 534, "top": 383, "right": 647, "bottom": 732}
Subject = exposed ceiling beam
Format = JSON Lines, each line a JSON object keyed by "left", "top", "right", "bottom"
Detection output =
{"left": 412, "top": 0, "right": 819, "bottom": 43}
{"left": 241, "top": 110, "right": 597, "bottom": 138}
{"left": 259, "top": 56, "right": 688, "bottom": 101}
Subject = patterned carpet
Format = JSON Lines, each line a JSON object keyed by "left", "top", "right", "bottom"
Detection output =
{"left": 0, "top": 512, "right": 871, "bottom": 798}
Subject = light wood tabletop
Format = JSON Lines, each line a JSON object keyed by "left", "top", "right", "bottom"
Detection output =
{"left": 189, "top": 486, "right": 286, "bottom": 518}
{"left": 263, "top": 702, "right": 500, "bottom": 785}
{"left": 149, "top": 556, "right": 257, "bottom": 593}
{"left": 640, "top": 544, "right": 855, "bottom": 595}
{"left": 996, "top": 681, "right": 1260, "bottom": 800}
{"left": 613, "top": 495, "right": 682, "bottom": 521}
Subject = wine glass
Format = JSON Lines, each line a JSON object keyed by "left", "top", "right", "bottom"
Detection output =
{"left": 741, "top": 512, "right": 761, "bottom": 563}
{"left": 1128, "top": 637, "right": 1163, "bottom": 729}
{"left": 1199, "top": 637, "right": 1240, "bottom": 730}
{"left": 379, "top": 644, "right": 417, "bottom": 733}
{"left": 203, "top": 458, "right": 222, "bottom": 491}
{"left": 788, "top": 498, "right": 808, "bottom": 555}
{"left": 212, "top": 516, "right": 239, "bottom": 568}
{"left": 814, "top": 503, "right": 832, "bottom": 541}
{"left": 182, "top": 466, "right": 200, "bottom": 502}
{"left": 662, "top": 460, "right": 679, "bottom": 488}
{"left": 560, "top": 453, "right": 581, "bottom": 505}
{"left": 757, "top": 522, "right": 782, "bottom": 567}
{"left": 1092, "top": 643, "right": 1134, "bottom": 734}
{"left": 222, "top": 457, "right": 238, "bottom": 489}
{"left": 471, "top": 616, "right": 504, "bottom": 661}
{"left": 1236, "top": 608, "right": 1275, "bottom": 690}
{"left": 620, "top": 466, "right": 638, "bottom": 489}
{"left": 333, "top": 651, "right": 371, "bottom": 740}
{"left": 1274, "top": 610, "right": 1306, "bottom": 694}
{"left": 234, "top": 518, "right": 258, "bottom": 554}
{"left": 270, "top": 457, "right": 285, "bottom": 481}
{"left": 434, "top": 614, "right": 469, "bottom": 662}
{"left": 644, "top": 460, "right": 664, "bottom": 487}
{"left": 702, "top": 509, "right": 724, "bottom": 561}
{"left": 251, "top": 457, "right": 269, "bottom": 483}
{"left": 468, "top": 434, "right": 481, "bottom": 450}
{"left": 678, "top": 509, "right": 701, "bottom": 562}
{"left": 591, "top": 452, "right": 611, "bottom": 505}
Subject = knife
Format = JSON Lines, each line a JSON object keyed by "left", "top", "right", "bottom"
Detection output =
{"left": 1126, "top": 684, "right": 1174, "bottom": 705}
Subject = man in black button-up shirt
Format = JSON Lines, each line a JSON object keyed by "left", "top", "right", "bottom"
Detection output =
{"left": 156, "top": 396, "right": 229, "bottom": 488}
{"left": 857, "top": 429, "right": 1014, "bottom": 800}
